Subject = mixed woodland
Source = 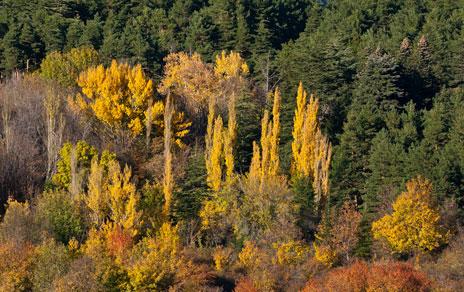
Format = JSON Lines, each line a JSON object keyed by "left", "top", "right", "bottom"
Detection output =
{"left": 1, "top": 0, "right": 464, "bottom": 291}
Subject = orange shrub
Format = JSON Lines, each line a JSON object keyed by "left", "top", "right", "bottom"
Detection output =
{"left": 367, "top": 262, "right": 431, "bottom": 291}
{"left": 234, "top": 277, "right": 258, "bottom": 292}
{"left": 304, "top": 261, "right": 431, "bottom": 292}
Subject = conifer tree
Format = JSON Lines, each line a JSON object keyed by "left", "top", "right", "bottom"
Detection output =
{"left": 331, "top": 48, "right": 402, "bottom": 208}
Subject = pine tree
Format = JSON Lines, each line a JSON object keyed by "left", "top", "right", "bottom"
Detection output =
{"left": 234, "top": 1, "right": 250, "bottom": 56}
{"left": 331, "top": 48, "right": 402, "bottom": 208}
{"left": 185, "top": 10, "right": 217, "bottom": 61}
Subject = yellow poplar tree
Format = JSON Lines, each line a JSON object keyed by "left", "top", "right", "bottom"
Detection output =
{"left": 208, "top": 116, "right": 224, "bottom": 192}
{"left": 372, "top": 176, "right": 449, "bottom": 254}
{"left": 249, "top": 87, "right": 281, "bottom": 185}
{"left": 158, "top": 52, "right": 216, "bottom": 112}
{"left": 313, "top": 130, "right": 332, "bottom": 208}
{"left": 77, "top": 60, "right": 159, "bottom": 135}
{"left": 269, "top": 88, "right": 281, "bottom": 176}
{"left": 291, "top": 82, "right": 331, "bottom": 210}
{"left": 163, "top": 94, "right": 173, "bottom": 217}
{"left": 214, "top": 50, "right": 249, "bottom": 79}
{"left": 205, "top": 89, "right": 238, "bottom": 190}
{"left": 76, "top": 60, "right": 190, "bottom": 144}
{"left": 106, "top": 161, "right": 142, "bottom": 236}
{"left": 292, "top": 82, "right": 319, "bottom": 177}
{"left": 86, "top": 158, "right": 108, "bottom": 226}
{"left": 86, "top": 159, "right": 142, "bottom": 237}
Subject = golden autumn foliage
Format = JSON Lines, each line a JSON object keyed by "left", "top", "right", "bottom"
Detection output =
{"left": 158, "top": 52, "right": 216, "bottom": 112}
{"left": 213, "top": 246, "right": 233, "bottom": 271}
{"left": 106, "top": 162, "right": 142, "bottom": 236}
{"left": 86, "top": 159, "right": 142, "bottom": 237}
{"left": 163, "top": 95, "right": 174, "bottom": 217}
{"left": 372, "top": 176, "right": 449, "bottom": 254}
{"left": 208, "top": 116, "right": 224, "bottom": 191}
{"left": 127, "top": 223, "right": 181, "bottom": 290}
{"left": 291, "top": 82, "right": 331, "bottom": 210}
{"left": 224, "top": 93, "right": 237, "bottom": 182}
{"left": 238, "top": 241, "right": 263, "bottom": 271}
{"left": 75, "top": 59, "right": 190, "bottom": 144}
{"left": 204, "top": 90, "right": 238, "bottom": 191}
{"left": 0, "top": 241, "right": 34, "bottom": 291}
{"left": 214, "top": 50, "right": 249, "bottom": 79}
{"left": 249, "top": 87, "right": 281, "bottom": 186}
{"left": 273, "top": 240, "right": 311, "bottom": 266}
{"left": 77, "top": 60, "right": 157, "bottom": 135}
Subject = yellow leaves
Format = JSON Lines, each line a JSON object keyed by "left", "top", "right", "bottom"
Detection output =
{"left": 238, "top": 241, "right": 262, "bottom": 270}
{"left": 313, "top": 242, "right": 338, "bottom": 268}
{"left": 213, "top": 247, "right": 233, "bottom": 271}
{"left": 106, "top": 162, "right": 142, "bottom": 236}
{"left": 274, "top": 240, "right": 311, "bottom": 266}
{"left": 163, "top": 95, "right": 174, "bottom": 217}
{"left": 214, "top": 50, "right": 249, "bottom": 79}
{"left": 292, "top": 82, "right": 319, "bottom": 178}
{"left": 86, "top": 158, "right": 142, "bottom": 238}
{"left": 205, "top": 91, "right": 237, "bottom": 191}
{"left": 209, "top": 117, "right": 224, "bottom": 192}
{"left": 249, "top": 87, "right": 281, "bottom": 186}
{"left": 77, "top": 60, "right": 153, "bottom": 135}
{"left": 372, "top": 176, "right": 449, "bottom": 254}
{"left": 127, "top": 223, "right": 181, "bottom": 290}
{"left": 158, "top": 52, "right": 216, "bottom": 111}
{"left": 199, "top": 197, "right": 228, "bottom": 229}
{"left": 291, "top": 82, "right": 331, "bottom": 211}
{"left": 76, "top": 59, "right": 190, "bottom": 144}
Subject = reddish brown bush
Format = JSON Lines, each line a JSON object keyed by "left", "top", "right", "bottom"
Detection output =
{"left": 304, "top": 261, "right": 431, "bottom": 292}
{"left": 234, "top": 277, "right": 258, "bottom": 292}
{"left": 367, "top": 262, "right": 431, "bottom": 291}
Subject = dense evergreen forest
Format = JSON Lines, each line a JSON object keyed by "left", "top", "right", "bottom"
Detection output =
{"left": 0, "top": 0, "right": 464, "bottom": 291}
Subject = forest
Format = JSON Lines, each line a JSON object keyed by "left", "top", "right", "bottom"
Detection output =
{"left": 0, "top": 0, "right": 464, "bottom": 291}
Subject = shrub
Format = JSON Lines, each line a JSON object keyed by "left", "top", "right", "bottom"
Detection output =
{"left": 0, "top": 199, "right": 38, "bottom": 244}
{"left": 304, "top": 261, "right": 431, "bottom": 292}
{"left": 31, "top": 239, "right": 71, "bottom": 292}
{"left": 35, "top": 191, "right": 86, "bottom": 244}
{"left": 0, "top": 241, "right": 35, "bottom": 291}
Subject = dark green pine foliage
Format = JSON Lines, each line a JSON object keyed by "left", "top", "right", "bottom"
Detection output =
{"left": 449, "top": 29, "right": 464, "bottom": 88}
{"left": 251, "top": 16, "right": 275, "bottom": 93}
{"left": 185, "top": 10, "right": 218, "bottom": 61}
{"left": 1, "top": 23, "right": 22, "bottom": 72}
{"left": 358, "top": 103, "right": 419, "bottom": 258}
{"left": 445, "top": 91, "right": 464, "bottom": 219}
{"left": 331, "top": 48, "right": 402, "bottom": 210}
{"left": 407, "top": 91, "right": 464, "bottom": 208}
{"left": 235, "top": 92, "right": 261, "bottom": 174}
{"left": 277, "top": 32, "right": 356, "bottom": 143}
{"left": 19, "top": 21, "right": 44, "bottom": 71}
{"left": 65, "top": 20, "right": 85, "bottom": 50}
{"left": 80, "top": 17, "right": 103, "bottom": 49}
{"left": 173, "top": 148, "right": 209, "bottom": 222}
{"left": 208, "top": 0, "right": 236, "bottom": 51}
{"left": 234, "top": 1, "right": 251, "bottom": 57}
